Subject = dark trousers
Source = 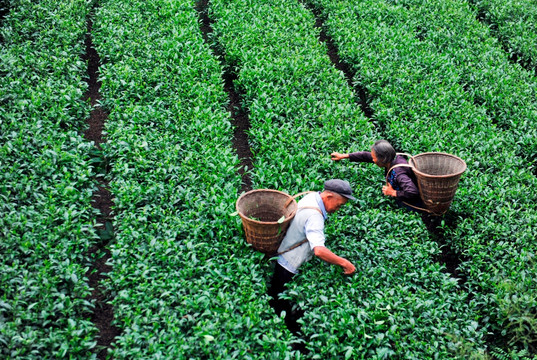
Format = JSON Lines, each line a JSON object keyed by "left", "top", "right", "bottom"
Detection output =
{"left": 268, "top": 262, "right": 295, "bottom": 301}
{"left": 267, "top": 262, "right": 303, "bottom": 334}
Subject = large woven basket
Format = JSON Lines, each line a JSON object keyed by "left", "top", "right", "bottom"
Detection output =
{"left": 409, "top": 152, "right": 467, "bottom": 215}
{"left": 235, "top": 189, "right": 298, "bottom": 254}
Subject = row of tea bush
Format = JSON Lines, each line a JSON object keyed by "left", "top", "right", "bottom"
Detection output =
{"left": 0, "top": 0, "right": 99, "bottom": 358}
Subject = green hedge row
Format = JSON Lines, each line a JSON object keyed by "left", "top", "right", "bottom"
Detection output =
{"left": 0, "top": 0, "right": 98, "bottom": 358}
{"left": 471, "top": 0, "right": 537, "bottom": 71}
{"left": 209, "top": 0, "right": 488, "bottom": 358}
{"left": 3, "top": 0, "right": 535, "bottom": 357}
{"left": 207, "top": 0, "right": 372, "bottom": 191}
{"left": 308, "top": 0, "right": 537, "bottom": 351}
{"left": 391, "top": 0, "right": 537, "bottom": 168}
{"left": 92, "top": 0, "right": 296, "bottom": 358}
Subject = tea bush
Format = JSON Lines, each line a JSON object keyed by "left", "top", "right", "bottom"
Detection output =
{"left": 3, "top": 0, "right": 537, "bottom": 358}
{"left": 471, "top": 0, "right": 537, "bottom": 70}
{"left": 0, "top": 0, "right": 98, "bottom": 358}
{"left": 92, "top": 0, "right": 296, "bottom": 358}
{"left": 209, "top": 0, "right": 488, "bottom": 357}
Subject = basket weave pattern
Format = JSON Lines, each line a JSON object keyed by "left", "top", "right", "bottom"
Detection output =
{"left": 236, "top": 189, "right": 297, "bottom": 254}
{"left": 410, "top": 152, "right": 467, "bottom": 215}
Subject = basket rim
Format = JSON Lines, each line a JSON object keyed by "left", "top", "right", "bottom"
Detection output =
{"left": 409, "top": 152, "right": 467, "bottom": 179}
{"left": 235, "top": 188, "right": 298, "bottom": 225}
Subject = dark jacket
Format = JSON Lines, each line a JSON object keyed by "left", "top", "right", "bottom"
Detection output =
{"left": 348, "top": 151, "right": 420, "bottom": 203}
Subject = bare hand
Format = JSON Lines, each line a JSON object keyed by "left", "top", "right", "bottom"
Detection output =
{"left": 382, "top": 183, "right": 397, "bottom": 197}
{"left": 342, "top": 259, "right": 356, "bottom": 275}
{"left": 330, "top": 152, "right": 348, "bottom": 161}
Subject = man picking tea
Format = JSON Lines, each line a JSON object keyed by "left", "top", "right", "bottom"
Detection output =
{"left": 268, "top": 179, "right": 356, "bottom": 315}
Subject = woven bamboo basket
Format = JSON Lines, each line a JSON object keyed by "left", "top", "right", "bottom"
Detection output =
{"left": 235, "top": 189, "right": 298, "bottom": 254}
{"left": 409, "top": 152, "right": 467, "bottom": 215}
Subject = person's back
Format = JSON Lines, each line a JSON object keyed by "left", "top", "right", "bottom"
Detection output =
{"left": 277, "top": 192, "right": 324, "bottom": 274}
{"left": 386, "top": 154, "right": 421, "bottom": 206}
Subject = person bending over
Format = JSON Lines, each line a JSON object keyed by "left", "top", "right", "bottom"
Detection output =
{"left": 268, "top": 179, "right": 356, "bottom": 326}
{"left": 331, "top": 139, "right": 424, "bottom": 212}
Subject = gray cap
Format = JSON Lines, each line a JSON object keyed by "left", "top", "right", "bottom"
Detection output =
{"left": 324, "top": 179, "right": 356, "bottom": 200}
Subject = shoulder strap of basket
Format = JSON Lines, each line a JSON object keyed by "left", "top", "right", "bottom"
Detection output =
{"left": 400, "top": 200, "right": 433, "bottom": 214}
{"left": 387, "top": 153, "right": 414, "bottom": 178}
{"left": 386, "top": 163, "right": 414, "bottom": 182}
{"left": 276, "top": 206, "right": 322, "bottom": 255}
{"left": 276, "top": 239, "right": 308, "bottom": 255}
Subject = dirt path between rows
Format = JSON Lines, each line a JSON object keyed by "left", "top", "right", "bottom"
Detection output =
{"left": 82, "top": 4, "right": 120, "bottom": 359}
{"left": 196, "top": 1, "right": 253, "bottom": 195}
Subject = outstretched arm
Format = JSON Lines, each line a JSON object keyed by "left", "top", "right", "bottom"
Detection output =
{"left": 314, "top": 246, "right": 356, "bottom": 275}
{"left": 331, "top": 151, "right": 374, "bottom": 163}
{"left": 330, "top": 152, "right": 349, "bottom": 161}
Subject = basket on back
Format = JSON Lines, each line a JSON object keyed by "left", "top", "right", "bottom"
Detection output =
{"left": 409, "top": 152, "right": 467, "bottom": 215}
{"left": 235, "top": 189, "right": 298, "bottom": 254}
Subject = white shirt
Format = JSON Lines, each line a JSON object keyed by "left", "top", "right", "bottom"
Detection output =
{"left": 277, "top": 192, "right": 327, "bottom": 274}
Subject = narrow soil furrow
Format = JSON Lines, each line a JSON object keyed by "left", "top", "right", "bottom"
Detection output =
{"left": 470, "top": 7, "right": 537, "bottom": 178}
{"left": 421, "top": 214, "right": 469, "bottom": 289}
{"left": 303, "top": 1, "right": 395, "bottom": 150}
{"left": 196, "top": 0, "right": 253, "bottom": 194}
{"left": 307, "top": 5, "right": 374, "bottom": 120}
{"left": 304, "top": 1, "right": 468, "bottom": 286}
{"left": 82, "top": 7, "right": 120, "bottom": 359}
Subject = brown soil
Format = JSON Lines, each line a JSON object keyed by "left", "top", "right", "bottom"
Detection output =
{"left": 309, "top": 4, "right": 374, "bottom": 119}
{"left": 421, "top": 213, "right": 468, "bottom": 284}
{"left": 82, "top": 11, "right": 120, "bottom": 359}
{"left": 196, "top": 0, "right": 253, "bottom": 194}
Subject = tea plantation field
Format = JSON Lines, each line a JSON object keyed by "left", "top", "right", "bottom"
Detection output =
{"left": 1, "top": 0, "right": 536, "bottom": 359}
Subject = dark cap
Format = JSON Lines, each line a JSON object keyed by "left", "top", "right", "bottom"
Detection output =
{"left": 324, "top": 179, "right": 356, "bottom": 200}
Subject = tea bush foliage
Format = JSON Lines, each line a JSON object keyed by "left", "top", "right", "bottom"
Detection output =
{"left": 2, "top": 0, "right": 537, "bottom": 358}
{"left": 308, "top": 0, "right": 537, "bottom": 354}
{"left": 0, "top": 0, "right": 98, "bottom": 358}
{"left": 92, "top": 0, "right": 296, "bottom": 358}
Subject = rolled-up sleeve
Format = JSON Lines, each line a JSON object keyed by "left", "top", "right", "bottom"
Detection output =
{"left": 304, "top": 214, "right": 326, "bottom": 249}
